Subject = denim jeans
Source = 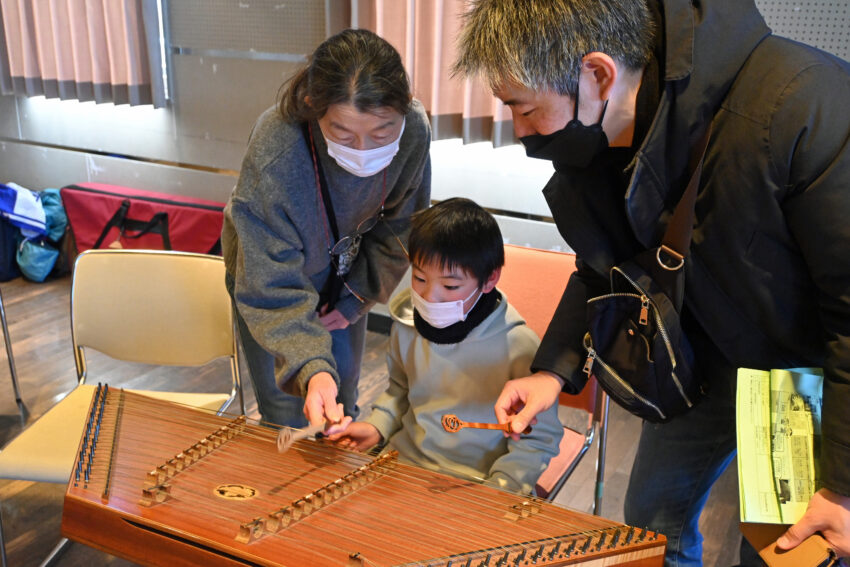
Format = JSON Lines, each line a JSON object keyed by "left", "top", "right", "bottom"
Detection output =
{"left": 624, "top": 373, "right": 740, "bottom": 567}
{"left": 227, "top": 274, "right": 365, "bottom": 428}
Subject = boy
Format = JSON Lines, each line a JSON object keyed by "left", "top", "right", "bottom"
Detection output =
{"left": 330, "top": 198, "right": 563, "bottom": 494}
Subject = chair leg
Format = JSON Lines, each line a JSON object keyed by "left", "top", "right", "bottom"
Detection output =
{"left": 0, "top": 502, "right": 7, "bottom": 567}
{"left": 38, "top": 538, "right": 73, "bottom": 567}
{"left": 593, "top": 394, "right": 611, "bottom": 516}
{"left": 0, "top": 500, "right": 72, "bottom": 567}
{"left": 0, "top": 287, "right": 28, "bottom": 424}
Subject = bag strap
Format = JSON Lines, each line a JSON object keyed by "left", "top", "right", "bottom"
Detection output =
{"left": 657, "top": 125, "right": 712, "bottom": 268}
{"left": 302, "top": 122, "right": 340, "bottom": 244}
{"left": 93, "top": 200, "right": 130, "bottom": 249}
{"left": 121, "top": 212, "right": 172, "bottom": 250}
{"left": 302, "top": 121, "right": 344, "bottom": 310}
{"left": 93, "top": 200, "right": 173, "bottom": 250}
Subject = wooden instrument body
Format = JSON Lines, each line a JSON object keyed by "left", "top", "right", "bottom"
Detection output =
{"left": 62, "top": 389, "right": 666, "bottom": 566}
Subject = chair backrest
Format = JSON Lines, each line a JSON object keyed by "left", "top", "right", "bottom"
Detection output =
{"left": 71, "top": 249, "right": 236, "bottom": 373}
{"left": 500, "top": 244, "right": 596, "bottom": 414}
{"left": 500, "top": 245, "right": 609, "bottom": 511}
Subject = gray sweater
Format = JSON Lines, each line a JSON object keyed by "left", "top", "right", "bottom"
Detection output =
{"left": 223, "top": 102, "right": 431, "bottom": 393}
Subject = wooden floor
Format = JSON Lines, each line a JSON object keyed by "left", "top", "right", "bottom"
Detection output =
{"left": 0, "top": 275, "right": 743, "bottom": 566}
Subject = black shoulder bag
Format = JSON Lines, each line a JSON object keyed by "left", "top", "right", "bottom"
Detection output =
{"left": 582, "top": 127, "right": 710, "bottom": 423}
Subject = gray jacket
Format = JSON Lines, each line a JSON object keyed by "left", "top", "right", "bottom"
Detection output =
{"left": 223, "top": 101, "right": 431, "bottom": 394}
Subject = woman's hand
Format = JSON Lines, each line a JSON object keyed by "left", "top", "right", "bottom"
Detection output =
{"left": 303, "top": 371, "right": 344, "bottom": 428}
{"left": 777, "top": 487, "right": 850, "bottom": 557}
{"left": 494, "top": 371, "right": 563, "bottom": 440}
{"left": 327, "top": 422, "right": 383, "bottom": 452}
{"left": 318, "top": 305, "right": 350, "bottom": 331}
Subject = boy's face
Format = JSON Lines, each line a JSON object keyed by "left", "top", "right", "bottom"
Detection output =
{"left": 411, "top": 259, "right": 497, "bottom": 309}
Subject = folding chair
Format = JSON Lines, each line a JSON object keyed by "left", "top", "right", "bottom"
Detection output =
{"left": 0, "top": 249, "right": 245, "bottom": 566}
{"left": 499, "top": 244, "right": 609, "bottom": 514}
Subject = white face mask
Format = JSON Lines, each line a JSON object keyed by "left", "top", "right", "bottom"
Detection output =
{"left": 325, "top": 118, "right": 405, "bottom": 177}
{"left": 410, "top": 285, "right": 482, "bottom": 329}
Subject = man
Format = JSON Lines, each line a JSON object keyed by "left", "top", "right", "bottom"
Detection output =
{"left": 453, "top": 1, "right": 850, "bottom": 565}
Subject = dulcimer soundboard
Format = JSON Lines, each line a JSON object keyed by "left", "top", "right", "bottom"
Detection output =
{"left": 61, "top": 385, "right": 666, "bottom": 566}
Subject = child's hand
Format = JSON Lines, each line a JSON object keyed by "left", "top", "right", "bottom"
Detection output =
{"left": 322, "top": 416, "right": 353, "bottom": 436}
{"left": 327, "top": 422, "right": 383, "bottom": 452}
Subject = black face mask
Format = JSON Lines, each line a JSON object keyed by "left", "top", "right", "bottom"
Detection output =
{"left": 520, "top": 88, "right": 609, "bottom": 170}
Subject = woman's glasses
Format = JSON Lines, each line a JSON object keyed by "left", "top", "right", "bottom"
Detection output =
{"left": 330, "top": 213, "right": 408, "bottom": 305}
{"left": 332, "top": 212, "right": 379, "bottom": 278}
{"left": 330, "top": 212, "right": 382, "bottom": 257}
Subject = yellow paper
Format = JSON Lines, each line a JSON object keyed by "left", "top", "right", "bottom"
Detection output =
{"left": 736, "top": 367, "right": 823, "bottom": 525}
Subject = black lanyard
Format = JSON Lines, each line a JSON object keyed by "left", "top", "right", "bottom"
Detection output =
{"left": 304, "top": 121, "right": 340, "bottom": 248}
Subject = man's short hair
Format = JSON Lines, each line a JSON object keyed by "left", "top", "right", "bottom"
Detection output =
{"left": 409, "top": 198, "right": 504, "bottom": 287}
{"left": 452, "top": 0, "right": 655, "bottom": 96}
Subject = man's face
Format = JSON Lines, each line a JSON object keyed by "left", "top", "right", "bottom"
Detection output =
{"left": 492, "top": 82, "right": 575, "bottom": 138}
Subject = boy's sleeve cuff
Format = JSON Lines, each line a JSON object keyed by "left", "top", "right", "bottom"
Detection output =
{"left": 365, "top": 408, "right": 397, "bottom": 441}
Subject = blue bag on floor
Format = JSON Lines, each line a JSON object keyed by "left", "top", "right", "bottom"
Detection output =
{"left": 41, "top": 189, "right": 68, "bottom": 241}
{"left": 17, "top": 237, "right": 60, "bottom": 282}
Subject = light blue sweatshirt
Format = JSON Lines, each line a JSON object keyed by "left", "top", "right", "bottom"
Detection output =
{"left": 367, "top": 288, "right": 564, "bottom": 495}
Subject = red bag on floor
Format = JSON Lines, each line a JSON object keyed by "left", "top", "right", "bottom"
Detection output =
{"left": 60, "top": 183, "right": 225, "bottom": 255}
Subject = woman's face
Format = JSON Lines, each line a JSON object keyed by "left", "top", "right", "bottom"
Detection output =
{"left": 318, "top": 103, "right": 404, "bottom": 150}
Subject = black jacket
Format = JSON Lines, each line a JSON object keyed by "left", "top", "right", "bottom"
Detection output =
{"left": 532, "top": 0, "right": 850, "bottom": 494}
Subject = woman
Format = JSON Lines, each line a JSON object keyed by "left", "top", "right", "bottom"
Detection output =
{"left": 223, "top": 29, "right": 431, "bottom": 429}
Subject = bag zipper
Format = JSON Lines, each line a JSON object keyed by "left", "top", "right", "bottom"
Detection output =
{"left": 64, "top": 184, "right": 224, "bottom": 212}
{"left": 595, "top": 269, "right": 694, "bottom": 408}
{"left": 583, "top": 346, "right": 666, "bottom": 421}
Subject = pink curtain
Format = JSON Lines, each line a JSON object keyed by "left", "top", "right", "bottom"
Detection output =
{"left": 357, "top": 0, "right": 515, "bottom": 146}
{"left": 0, "top": 0, "right": 163, "bottom": 106}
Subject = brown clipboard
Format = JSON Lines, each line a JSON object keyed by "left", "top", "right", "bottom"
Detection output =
{"left": 740, "top": 522, "right": 839, "bottom": 567}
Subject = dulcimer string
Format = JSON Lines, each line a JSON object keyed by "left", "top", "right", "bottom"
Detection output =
{"left": 84, "top": 390, "right": 619, "bottom": 561}
{"left": 91, "top": 394, "right": 604, "bottom": 560}
{"left": 101, "top": 392, "right": 611, "bottom": 548}
{"left": 272, "top": 425, "right": 613, "bottom": 538}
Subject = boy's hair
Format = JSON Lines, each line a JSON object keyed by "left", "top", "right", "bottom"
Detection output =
{"left": 408, "top": 198, "right": 504, "bottom": 287}
{"left": 452, "top": 0, "right": 655, "bottom": 97}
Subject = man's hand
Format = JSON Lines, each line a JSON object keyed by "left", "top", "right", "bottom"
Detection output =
{"left": 318, "top": 305, "right": 350, "bottom": 331}
{"left": 327, "top": 421, "right": 383, "bottom": 452}
{"left": 494, "top": 371, "right": 563, "bottom": 440}
{"left": 303, "top": 371, "right": 344, "bottom": 429}
{"left": 776, "top": 488, "right": 850, "bottom": 558}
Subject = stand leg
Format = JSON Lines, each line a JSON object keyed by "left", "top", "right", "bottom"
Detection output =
{"left": 37, "top": 538, "right": 72, "bottom": 567}
{"left": 0, "top": 503, "right": 7, "bottom": 567}
{"left": 0, "top": 286, "right": 27, "bottom": 423}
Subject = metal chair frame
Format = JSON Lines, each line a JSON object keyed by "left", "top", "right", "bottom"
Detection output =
{"left": 499, "top": 244, "right": 609, "bottom": 514}
{"left": 0, "top": 249, "right": 245, "bottom": 567}
{"left": 0, "top": 286, "right": 27, "bottom": 423}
